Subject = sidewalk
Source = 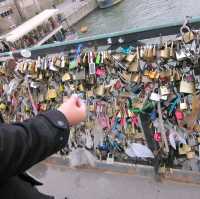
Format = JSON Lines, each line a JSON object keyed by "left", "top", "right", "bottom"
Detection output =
{"left": 30, "top": 156, "right": 200, "bottom": 199}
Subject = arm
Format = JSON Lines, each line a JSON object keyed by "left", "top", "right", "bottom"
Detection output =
{"left": 0, "top": 95, "right": 86, "bottom": 183}
{"left": 0, "top": 110, "right": 69, "bottom": 182}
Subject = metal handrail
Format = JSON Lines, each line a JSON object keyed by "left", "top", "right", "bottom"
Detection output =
{"left": 2, "top": 15, "right": 200, "bottom": 58}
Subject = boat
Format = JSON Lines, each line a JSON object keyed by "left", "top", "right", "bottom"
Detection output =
{"left": 97, "top": 0, "right": 124, "bottom": 9}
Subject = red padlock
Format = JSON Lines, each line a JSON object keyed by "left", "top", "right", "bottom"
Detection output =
{"left": 114, "top": 80, "right": 122, "bottom": 90}
{"left": 175, "top": 110, "right": 184, "bottom": 120}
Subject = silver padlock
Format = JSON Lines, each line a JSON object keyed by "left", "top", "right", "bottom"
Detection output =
{"left": 176, "top": 48, "right": 190, "bottom": 61}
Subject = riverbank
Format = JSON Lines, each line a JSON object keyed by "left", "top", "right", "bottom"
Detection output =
{"left": 57, "top": 0, "right": 98, "bottom": 29}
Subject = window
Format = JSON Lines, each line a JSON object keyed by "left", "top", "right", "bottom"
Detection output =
{"left": 0, "top": 8, "right": 13, "bottom": 18}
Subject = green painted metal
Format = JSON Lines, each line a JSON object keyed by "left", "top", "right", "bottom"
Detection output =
{"left": 1, "top": 16, "right": 200, "bottom": 58}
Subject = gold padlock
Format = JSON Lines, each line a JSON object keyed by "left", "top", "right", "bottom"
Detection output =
{"left": 54, "top": 57, "right": 61, "bottom": 67}
{"left": 89, "top": 104, "right": 95, "bottom": 111}
{"left": 149, "top": 70, "right": 159, "bottom": 79}
{"left": 180, "top": 76, "right": 195, "bottom": 94}
{"left": 179, "top": 144, "right": 191, "bottom": 155}
{"left": 159, "top": 166, "right": 166, "bottom": 174}
{"left": 86, "top": 90, "right": 94, "bottom": 98}
{"left": 187, "top": 151, "right": 195, "bottom": 159}
{"left": 128, "top": 60, "right": 139, "bottom": 72}
{"left": 78, "top": 83, "right": 84, "bottom": 92}
{"left": 160, "top": 42, "right": 170, "bottom": 59}
{"left": 62, "top": 73, "right": 71, "bottom": 82}
{"left": 46, "top": 89, "right": 57, "bottom": 100}
{"left": 95, "top": 85, "right": 105, "bottom": 96}
{"left": 170, "top": 41, "right": 175, "bottom": 58}
{"left": 125, "top": 53, "right": 137, "bottom": 63}
{"left": 0, "top": 103, "right": 6, "bottom": 111}
{"left": 183, "top": 31, "right": 194, "bottom": 43}
{"left": 131, "top": 73, "right": 141, "bottom": 83}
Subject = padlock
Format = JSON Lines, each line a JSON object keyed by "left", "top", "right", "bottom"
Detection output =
{"left": 86, "top": 90, "right": 94, "bottom": 98}
{"left": 128, "top": 59, "right": 139, "bottom": 72}
{"left": 160, "top": 86, "right": 170, "bottom": 96}
{"left": 170, "top": 41, "right": 175, "bottom": 58}
{"left": 154, "top": 131, "right": 161, "bottom": 142}
{"left": 180, "top": 76, "right": 195, "bottom": 94}
{"left": 176, "top": 48, "right": 190, "bottom": 61}
{"left": 145, "top": 45, "right": 155, "bottom": 61}
{"left": 160, "top": 42, "right": 170, "bottom": 59}
{"left": 95, "top": 85, "right": 105, "bottom": 96}
{"left": 62, "top": 73, "right": 71, "bottom": 82}
{"left": 78, "top": 83, "right": 85, "bottom": 92}
{"left": 107, "top": 153, "right": 114, "bottom": 164}
{"left": 150, "top": 89, "right": 160, "bottom": 102}
{"left": 179, "top": 144, "right": 191, "bottom": 155}
{"left": 180, "top": 98, "right": 188, "bottom": 110}
{"left": 54, "top": 56, "right": 61, "bottom": 67}
{"left": 175, "top": 110, "right": 184, "bottom": 120}
{"left": 88, "top": 52, "right": 96, "bottom": 75}
{"left": 0, "top": 103, "right": 6, "bottom": 111}
{"left": 46, "top": 89, "right": 57, "bottom": 100}
{"left": 187, "top": 151, "right": 195, "bottom": 159}
{"left": 131, "top": 73, "right": 141, "bottom": 83}
{"left": 125, "top": 52, "right": 137, "bottom": 63}
{"left": 148, "top": 70, "right": 159, "bottom": 79}
{"left": 182, "top": 31, "right": 195, "bottom": 44}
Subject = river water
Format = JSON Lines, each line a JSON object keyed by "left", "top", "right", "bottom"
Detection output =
{"left": 74, "top": 0, "right": 200, "bottom": 38}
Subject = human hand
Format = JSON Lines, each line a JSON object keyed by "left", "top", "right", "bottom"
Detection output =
{"left": 58, "top": 95, "right": 87, "bottom": 126}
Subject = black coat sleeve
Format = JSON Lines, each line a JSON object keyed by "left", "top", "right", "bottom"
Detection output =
{"left": 0, "top": 110, "right": 70, "bottom": 182}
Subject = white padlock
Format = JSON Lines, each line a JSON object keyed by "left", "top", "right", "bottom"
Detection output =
{"left": 107, "top": 153, "right": 114, "bottom": 164}
{"left": 180, "top": 98, "right": 188, "bottom": 110}
{"left": 150, "top": 90, "right": 160, "bottom": 102}
{"left": 180, "top": 76, "right": 195, "bottom": 94}
{"left": 160, "top": 86, "right": 170, "bottom": 96}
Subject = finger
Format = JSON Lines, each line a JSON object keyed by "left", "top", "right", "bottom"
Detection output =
{"left": 75, "top": 97, "right": 82, "bottom": 108}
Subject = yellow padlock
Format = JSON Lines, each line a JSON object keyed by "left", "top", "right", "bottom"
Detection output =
{"left": 0, "top": 103, "right": 6, "bottom": 111}
{"left": 62, "top": 73, "right": 71, "bottom": 82}
{"left": 46, "top": 89, "right": 57, "bottom": 100}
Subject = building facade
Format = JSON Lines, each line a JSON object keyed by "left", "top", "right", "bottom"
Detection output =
{"left": 0, "top": 0, "right": 21, "bottom": 33}
{"left": 0, "top": 0, "right": 62, "bottom": 34}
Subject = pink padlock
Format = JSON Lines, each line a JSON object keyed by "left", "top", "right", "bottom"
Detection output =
{"left": 114, "top": 80, "right": 122, "bottom": 90}
{"left": 154, "top": 132, "right": 161, "bottom": 142}
{"left": 175, "top": 110, "right": 184, "bottom": 120}
{"left": 96, "top": 68, "right": 106, "bottom": 76}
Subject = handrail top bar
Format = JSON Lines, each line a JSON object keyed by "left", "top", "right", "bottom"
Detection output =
{"left": 1, "top": 15, "right": 200, "bottom": 58}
